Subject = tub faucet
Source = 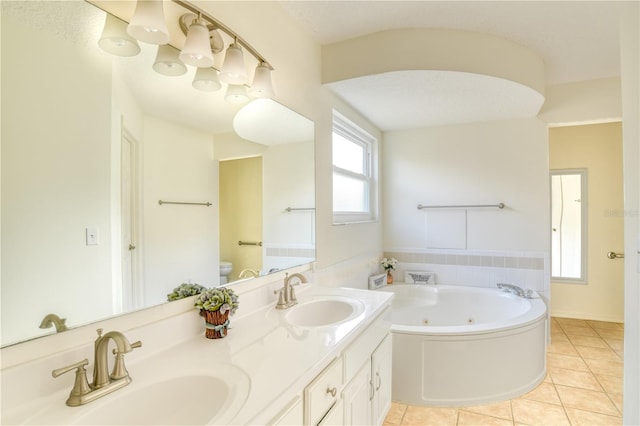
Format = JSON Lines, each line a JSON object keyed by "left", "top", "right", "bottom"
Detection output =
{"left": 52, "top": 329, "right": 141, "bottom": 406}
{"left": 275, "top": 272, "right": 307, "bottom": 309}
{"left": 497, "top": 283, "right": 534, "bottom": 299}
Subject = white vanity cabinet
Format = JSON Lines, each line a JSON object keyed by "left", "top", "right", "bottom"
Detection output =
{"left": 321, "top": 308, "right": 392, "bottom": 426}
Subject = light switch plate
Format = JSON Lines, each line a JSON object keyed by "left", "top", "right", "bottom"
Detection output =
{"left": 86, "top": 227, "right": 98, "bottom": 245}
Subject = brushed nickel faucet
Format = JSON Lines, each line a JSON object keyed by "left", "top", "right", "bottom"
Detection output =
{"left": 39, "top": 313, "right": 67, "bottom": 333}
{"left": 52, "top": 329, "right": 141, "bottom": 406}
{"left": 275, "top": 272, "right": 308, "bottom": 309}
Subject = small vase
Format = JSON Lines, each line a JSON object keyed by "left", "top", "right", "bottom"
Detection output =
{"left": 386, "top": 270, "right": 394, "bottom": 284}
{"left": 201, "top": 310, "right": 230, "bottom": 339}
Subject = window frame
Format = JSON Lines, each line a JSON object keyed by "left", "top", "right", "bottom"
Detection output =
{"left": 332, "top": 112, "right": 378, "bottom": 224}
{"left": 550, "top": 168, "right": 588, "bottom": 284}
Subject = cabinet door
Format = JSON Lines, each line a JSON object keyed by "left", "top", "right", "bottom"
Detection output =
{"left": 372, "top": 334, "right": 392, "bottom": 426}
{"left": 318, "top": 400, "right": 344, "bottom": 426}
{"left": 342, "top": 359, "right": 372, "bottom": 426}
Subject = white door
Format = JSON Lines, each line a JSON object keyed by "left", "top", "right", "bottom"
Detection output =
{"left": 121, "top": 131, "right": 141, "bottom": 311}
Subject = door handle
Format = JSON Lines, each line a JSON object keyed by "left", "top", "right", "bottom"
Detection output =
{"left": 129, "top": 244, "right": 136, "bottom": 251}
{"left": 607, "top": 251, "right": 624, "bottom": 259}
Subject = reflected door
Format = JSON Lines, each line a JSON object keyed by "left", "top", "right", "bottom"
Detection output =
{"left": 121, "top": 131, "right": 141, "bottom": 311}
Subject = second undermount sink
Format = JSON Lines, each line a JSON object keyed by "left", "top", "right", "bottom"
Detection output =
{"left": 66, "top": 367, "right": 250, "bottom": 426}
{"left": 285, "top": 297, "right": 365, "bottom": 327}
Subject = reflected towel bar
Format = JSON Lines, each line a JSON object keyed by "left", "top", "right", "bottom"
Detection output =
{"left": 285, "top": 207, "right": 315, "bottom": 212}
{"left": 417, "top": 203, "right": 505, "bottom": 210}
{"left": 158, "top": 200, "right": 212, "bottom": 207}
{"left": 238, "top": 240, "right": 263, "bottom": 246}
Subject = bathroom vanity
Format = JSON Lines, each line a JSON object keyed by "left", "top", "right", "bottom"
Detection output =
{"left": 0, "top": 283, "right": 393, "bottom": 425}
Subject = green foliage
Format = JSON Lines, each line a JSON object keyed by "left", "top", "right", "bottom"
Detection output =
{"left": 167, "top": 283, "right": 206, "bottom": 301}
{"left": 195, "top": 287, "right": 239, "bottom": 315}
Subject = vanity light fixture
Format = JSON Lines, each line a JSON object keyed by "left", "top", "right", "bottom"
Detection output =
{"left": 225, "top": 84, "right": 249, "bottom": 103}
{"left": 153, "top": 45, "right": 187, "bottom": 76}
{"left": 106, "top": 0, "right": 275, "bottom": 100}
{"left": 193, "top": 67, "right": 222, "bottom": 92}
{"left": 248, "top": 62, "right": 275, "bottom": 98}
{"left": 179, "top": 16, "right": 214, "bottom": 68}
{"left": 98, "top": 14, "right": 141, "bottom": 57}
{"left": 127, "top": 0, "right": 170, "bottom": 45}
{"left": 219, "top": 41, "right": 248, "bottom": 85}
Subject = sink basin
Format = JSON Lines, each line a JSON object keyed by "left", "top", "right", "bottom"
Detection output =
{"left": 64, "top": 367, "right": 250, "bottom": 425}
{"left": 285, "top": 297, "right": 365, "bottom": 327}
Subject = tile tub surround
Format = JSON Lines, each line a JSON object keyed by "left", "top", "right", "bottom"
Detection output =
{"left": 1, "top": 285, "right": 393, "bottom": 425}
{"left": 383, "top": 250, "right": 549, "bottom": 299}
{"left": 384, "top": 316, "right": 624, "bottom": 426}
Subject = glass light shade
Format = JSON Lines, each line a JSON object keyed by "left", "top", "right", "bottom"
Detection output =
{"left": 225, "top": 84, "right": 249, "bottom": 103}
{"left": 219, "top": 43, "right": 247, "bottom": 84}
{"left": 179, "top": 19, "right": 214, "bottom": 68}
{"left": 248, "top": 62, "right": 275, "bottom": 98}
{"left": 98, "top": 14, "right": 140, "bottom": 57}
{"left": 192, "top": 67, "right": 222, "bottom": 92}
{"left": 127, "top": 0, "right": 170, "bottom": 45}
{"left": 153, "top": 45, "right": 187, "bottom": 76}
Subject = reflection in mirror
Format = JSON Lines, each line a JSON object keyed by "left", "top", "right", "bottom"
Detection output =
{"left": 0, "top": 1, "right": 315, "bottom": 347}
{"left": 551, "top": 169, "right": 587, "bottom": 282}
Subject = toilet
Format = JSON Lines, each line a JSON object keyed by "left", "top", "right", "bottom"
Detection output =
{"left": 219, "top": 261, "right": 233, "bottom": 284}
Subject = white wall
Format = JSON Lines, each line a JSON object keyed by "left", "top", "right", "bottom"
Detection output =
{"left": 142, "top": 116, "right": 217, "bottom": 305}
{"left": 382, "top": 118, "right": 550, "bottom": 297}
{"left": 1, "top": 5, "right": 114, "bottom": 345}
{"left": 263, "top": 142, "right": 315, "bottom": 271}
{"left": 539, "top": 77, "right": 622, "bottom": 126}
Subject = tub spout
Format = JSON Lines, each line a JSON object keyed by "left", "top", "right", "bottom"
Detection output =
{"left": 497, "top": 283, "right": 533, "bottom": 298}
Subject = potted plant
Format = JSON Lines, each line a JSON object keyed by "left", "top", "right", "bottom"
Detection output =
{"left": 166, "top": 283, "right": 206, "bottom": 301}
{"left": 381, "top": 257, "right": 398, "bottom": 284}
{"left": 194, "top": 287, "right": 239, "bottom": 339}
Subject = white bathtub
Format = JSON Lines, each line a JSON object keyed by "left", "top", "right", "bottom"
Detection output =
{"left": 378, "top": 284, "right": 547, "bottom": 407}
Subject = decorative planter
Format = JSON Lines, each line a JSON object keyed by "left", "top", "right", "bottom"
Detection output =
{"left": 201, "top": 310, "right": 230, "bottom": 339}
{"left": 386, "top": 270, "right": 394, "bottom": 284}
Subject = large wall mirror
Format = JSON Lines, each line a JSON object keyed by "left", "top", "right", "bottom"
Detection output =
{"left": 1, "top": 1, "right": 315, "bottom": 347}
{"left": 550, "top": 169, "right": 587, "bottom": 283}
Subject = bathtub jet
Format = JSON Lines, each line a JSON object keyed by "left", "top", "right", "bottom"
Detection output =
{"left": 377, "top": 284, "right": 547, "bottom": 407}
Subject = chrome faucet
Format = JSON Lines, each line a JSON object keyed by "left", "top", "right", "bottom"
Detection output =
{"left": 497, "top": 283, "right": 534, "bottom": 299}
{"left": 52, "top": 329, "right": 141, "bottom": 406}
{"left": 39, "top": 313, "right": 67, "bottom": 333}
{"left": 275, "top": 272, "right": 307, "bottom": 309}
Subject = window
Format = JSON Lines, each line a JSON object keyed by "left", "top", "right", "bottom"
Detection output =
{"left": 551, "top": 169, "right": 588, "bottom": 283}
{"left": 332, "top": 112, "right": 377, "bottom": 224}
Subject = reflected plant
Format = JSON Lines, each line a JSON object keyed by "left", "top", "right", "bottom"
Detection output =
{"left": 167, "top": 283, "right": 206, "bottom": 301}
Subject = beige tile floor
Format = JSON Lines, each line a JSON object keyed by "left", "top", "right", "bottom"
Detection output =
{"left": 384, "top": 317, "right": 624, "bottom": 426}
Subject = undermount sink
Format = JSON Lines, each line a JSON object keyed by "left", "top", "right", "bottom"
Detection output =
{"left": 285, "top": 297, "right": 365, "bottom": 327}
{"left": 69, "top": 369, "right": 249, "bottom": 425}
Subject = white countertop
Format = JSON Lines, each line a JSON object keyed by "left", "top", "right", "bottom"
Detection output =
{"left": 2, "top": 285, "right": 393, "bottom": 425}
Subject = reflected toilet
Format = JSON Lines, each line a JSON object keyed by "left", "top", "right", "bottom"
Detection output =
{"left": 220, "top": 261, "right": 233, "bottom": 284}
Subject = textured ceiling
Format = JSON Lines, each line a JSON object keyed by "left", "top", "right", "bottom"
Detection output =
{"left": 280, "top": 1, "right": 633, "bottom": 130}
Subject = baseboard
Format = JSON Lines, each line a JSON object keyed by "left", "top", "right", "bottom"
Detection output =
{"left": 550, "top": 309, "right": 624, "bottom": 323}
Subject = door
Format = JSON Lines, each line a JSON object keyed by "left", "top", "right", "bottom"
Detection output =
{"left": 121, "top": 130, "right": 141, "bottom": 311}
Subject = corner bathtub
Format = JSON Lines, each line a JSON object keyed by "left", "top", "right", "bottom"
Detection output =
{"left": 377, "top": 284, "right": 547, "bottom": 407}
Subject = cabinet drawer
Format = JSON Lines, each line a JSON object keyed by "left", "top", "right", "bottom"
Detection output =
{"left": 305, "top": 357, "right": 343, "bottom": 425}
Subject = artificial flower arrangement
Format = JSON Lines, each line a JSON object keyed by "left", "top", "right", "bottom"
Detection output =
{"left": 166, "top": 282, "right": 206, "bottom": 301}
{"left": 194, "top": 287, "right": 239, "bottom": 339}
{"left": 380, "top": 257, "right": 398, "bottom": 271}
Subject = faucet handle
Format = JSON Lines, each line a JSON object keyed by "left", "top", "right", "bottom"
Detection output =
{"left": 52, "top": 359, "right": 92, "bottom": 406}
{"left": 110, "top": 340, "right": 142, "bottom": 381}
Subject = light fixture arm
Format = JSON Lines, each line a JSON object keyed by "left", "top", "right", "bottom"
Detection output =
{"left": 172, "top": 0, "right": 273, "bottom": 70}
